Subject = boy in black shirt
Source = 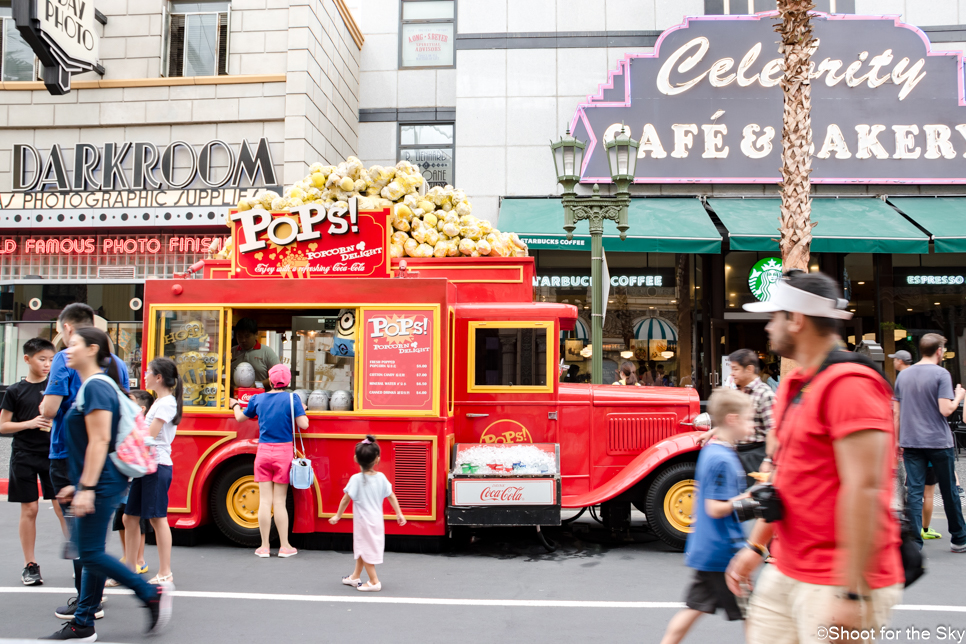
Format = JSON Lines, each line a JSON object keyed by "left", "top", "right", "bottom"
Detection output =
{"left": 1, "top": 337, "right": 57, "bottom": 585}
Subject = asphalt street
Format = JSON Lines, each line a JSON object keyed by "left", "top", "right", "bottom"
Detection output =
{"left": 0, "top": 502, "right": 964, "bottom": 644}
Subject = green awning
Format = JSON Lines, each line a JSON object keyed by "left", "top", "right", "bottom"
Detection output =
{"left": 889, "top": 198, "right": 966, "bottom": 253}
{"left": 497, "top": 198, "right": 721, "bottom": 254}
{"left": 708, "top": 198, "right": 929, "bottom": 254}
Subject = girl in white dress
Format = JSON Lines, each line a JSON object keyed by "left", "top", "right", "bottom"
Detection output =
{"left": 329, "top": 435, "right": 406, "bottom": 591}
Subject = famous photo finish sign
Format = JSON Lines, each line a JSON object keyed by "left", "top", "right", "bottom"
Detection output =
{"left": 573, "top": 12, "right": 966, "bottom": 184}
{"left": 230, "top": 199, "right": 390, "bottom": 279}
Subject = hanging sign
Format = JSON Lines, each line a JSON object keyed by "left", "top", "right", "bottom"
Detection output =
{"left": 748, "top": 257, "right": 783, "bottom": 301}
{"left": 13, "top": 0, "right": 101, "bottom": 95}
{"left": 361, "top": 308, "right": 435, "bottom": 414}
{"left": 230, "top": 198, "right": 390, "bottom": 279}
{"left": 572, "top": 12, "right": 966, "bottom": 184}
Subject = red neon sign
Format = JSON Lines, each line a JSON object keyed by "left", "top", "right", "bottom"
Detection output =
{"left": 2, "top": 236, "right": 226, "bottom": 257}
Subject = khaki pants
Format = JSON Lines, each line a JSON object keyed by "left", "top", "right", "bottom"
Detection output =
{"left": 747, "top": 565, "right": 903, "bottom": 644}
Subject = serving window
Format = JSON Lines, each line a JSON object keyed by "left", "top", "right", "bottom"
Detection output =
{"left": 467, "top": 321, "right": 553, "bottom": 393}
{"left": 152, "top": 308, "right": 226, "bottom": 409}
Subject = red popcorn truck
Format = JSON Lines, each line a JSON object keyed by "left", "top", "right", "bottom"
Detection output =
{"left": 144, "top": 203, "right": 707, "bottom": 551}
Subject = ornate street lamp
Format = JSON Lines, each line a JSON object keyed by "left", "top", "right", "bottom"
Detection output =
{"left": 551, "top": 125, "right": 638, "bottom": 384}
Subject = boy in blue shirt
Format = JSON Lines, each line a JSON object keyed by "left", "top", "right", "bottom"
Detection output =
{"left": 660, "top": 388, "right": 753, "bottom": 644}
{"left": 39, "top": 303, "right": 129, "bottom": 621}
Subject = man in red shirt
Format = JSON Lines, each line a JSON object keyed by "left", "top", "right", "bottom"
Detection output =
{"left": 726, "top": 270, "right": 904, "bottom": 643}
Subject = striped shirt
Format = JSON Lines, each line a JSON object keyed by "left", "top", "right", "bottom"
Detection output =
{"left": 741, "top": 377, "right": 775, "bottom": 444}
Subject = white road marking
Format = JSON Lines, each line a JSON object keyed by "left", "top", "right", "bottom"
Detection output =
{"left": 1, "top": 587, "right": 964, "bottom": 612}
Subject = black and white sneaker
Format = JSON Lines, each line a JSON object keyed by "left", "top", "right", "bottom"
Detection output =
{"left": 952, "top": 542, "right": 966, "bottom": 553}
{"left": 146, "top": 582, "right": 174, "bottom": 634}
{"left": 22, "top": 562, "right": 43, "bottom": 585}
{"left": 55, "top": 597, "right": 104, "bottom": 620}
{"left": 40, "top": 621, "right": 96, "bottom": 641}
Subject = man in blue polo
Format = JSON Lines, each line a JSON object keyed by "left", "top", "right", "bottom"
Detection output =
{"left": 40, "top": 303, "right": 130, "bottom": 622}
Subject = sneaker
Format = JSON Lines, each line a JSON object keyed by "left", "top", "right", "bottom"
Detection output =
{"left": 55, "top": 597, "right": 104, "bottom": 620}
{"left": 922, "top": 527, "right": 943, "bottom": 540}
{"left": 958, "top": 485, "right": 965, "bottom": 497}
{"left": 40, "top": 621, "right": 96, "bottom": 641}
{"left": 145, "top": 582, "right": 174, "bottom": 634}
{"left": 952, "top": 542, "right": 966, "bottom": 553}
{"left": 22, "top": 562, "right": 43, "bottom": 585}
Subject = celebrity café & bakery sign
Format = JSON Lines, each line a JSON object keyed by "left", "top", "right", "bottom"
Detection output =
{"left": 573, "top": 12, "right": 966, "bottom": 184}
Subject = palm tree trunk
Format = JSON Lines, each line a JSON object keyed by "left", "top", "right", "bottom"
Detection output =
{"left": 776, "top": 0, "right": 816, "bottom": 378}
{"left": 776, "top": 0, "right": 816, "bottom": 273}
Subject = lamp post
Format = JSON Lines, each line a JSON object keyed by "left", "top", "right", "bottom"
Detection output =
{"left": 551, "top": 126, "right": 639, "bottom": 384}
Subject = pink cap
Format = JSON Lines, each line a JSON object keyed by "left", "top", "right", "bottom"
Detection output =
{"left": 268, "top": 363, "right": 291, "bottom": 388}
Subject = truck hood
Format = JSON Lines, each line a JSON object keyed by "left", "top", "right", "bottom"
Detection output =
{"left": 558, "top": 383, "right": 698, "bottom": 407}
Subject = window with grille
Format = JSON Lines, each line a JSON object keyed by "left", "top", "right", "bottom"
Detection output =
{"left": 0, "top": 5, "right": 38, "bottom": 81}
{"left": 164, "top": 1, "right": 230, "bottom": 77}
{"left": 399, "top": 0, "right": 455, "bottom": 69}
{"left": 398, "top": 124, "right": 455, "bottom": 188}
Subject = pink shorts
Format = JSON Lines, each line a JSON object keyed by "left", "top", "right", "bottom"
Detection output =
{"left": 254, "top": 442, "right": 293, "bottom": 484}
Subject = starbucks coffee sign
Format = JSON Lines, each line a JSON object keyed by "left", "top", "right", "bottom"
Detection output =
{"left": 572, "top": 12, "right": 966, "bottom": 184}
{"left": 13, "top": 0, "right": 100, "bottom": 95}
{"left": 749, "top": 258, "right": 783, "bottom": 301}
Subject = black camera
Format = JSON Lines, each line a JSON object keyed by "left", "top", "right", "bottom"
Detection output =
{"left": 732, "top": 483, "right": 784, "bottom": 523}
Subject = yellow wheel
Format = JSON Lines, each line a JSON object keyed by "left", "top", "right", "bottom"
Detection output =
{"left": 210, "top": 461, "right": 261, "bottom": 546}
{"left": 226, "top": 476, "right": 260, "bottom": 530}
{"left": 663, "top": 479, "right": 696, "bottom": 534}
{"left": 644, "top": 462, "right": 698, "bottom": 550}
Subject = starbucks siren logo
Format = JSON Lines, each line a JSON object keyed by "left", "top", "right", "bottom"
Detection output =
{"left": 749, "top": 258, "right": 783, "bottom": 301}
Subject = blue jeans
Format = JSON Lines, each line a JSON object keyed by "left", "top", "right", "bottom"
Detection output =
{"left": 904, "top": 447, "right": 966, "bottom": 549}
{"left": 73, "top": 473, "right": 158, "bottom": 628}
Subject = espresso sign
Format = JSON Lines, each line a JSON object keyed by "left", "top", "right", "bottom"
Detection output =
{"left": 572, "top": 13, "right": 966, "bottom": 184}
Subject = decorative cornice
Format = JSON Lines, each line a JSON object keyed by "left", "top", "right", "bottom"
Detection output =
{"left": 0, "top": 74, "right": 287, "bottom": 91}
{"left": 333, "top": 0, "right": 365, "bottom": 50}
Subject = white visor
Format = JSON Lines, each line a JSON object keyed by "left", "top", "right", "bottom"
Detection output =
{"left": 743, "top": 280, "right": 853, "bottom": 319}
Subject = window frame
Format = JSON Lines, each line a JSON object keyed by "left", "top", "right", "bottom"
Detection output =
{"left": 466, "top": 321, "right": 555, "bottom": 394}
{"left": 147, "top": 305, "right": 228, "bottom": 413}
{"left": 163, "top": 2, "right": 231, "bottom": 78}
{"left": 398, "top": 0, "right": 456, "bottom": 70}
{"left": 397, "top": 122, "right": 456, "bottom": 189}
{"left": 0, "top": 15, "right": 39, "bottom": 82}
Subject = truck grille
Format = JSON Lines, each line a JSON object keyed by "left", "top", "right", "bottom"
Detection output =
{"left": 393, "top": 442, "right": 432, "bottom": 514}
{"left": 607, "top": 414, "right": 677, "bottom": 455}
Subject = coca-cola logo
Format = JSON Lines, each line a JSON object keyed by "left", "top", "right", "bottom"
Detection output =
{"left": 480, "top": 486, "right": 524, "bottom": 502}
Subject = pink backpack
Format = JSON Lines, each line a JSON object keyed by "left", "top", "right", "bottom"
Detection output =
{"left": 77, "top": 374, "right": 158, "bottom": 478}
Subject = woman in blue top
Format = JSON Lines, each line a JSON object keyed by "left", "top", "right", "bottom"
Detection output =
{"left": 230, "top": 363, "right": 308, "bottom": 558}
{"left": 44, "top": 327, "right": 173, "bottom": 641}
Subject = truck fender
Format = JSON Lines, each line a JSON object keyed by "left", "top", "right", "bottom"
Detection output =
{"left": 188, "top": 438, "right": 259, "bottom": 524}
{"left": 561, "top": 432, "right": 701, "bottom": 508}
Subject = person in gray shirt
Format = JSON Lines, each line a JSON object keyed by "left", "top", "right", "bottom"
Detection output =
{"left": 894, "top": 333, "right": 966, "bottom": 552}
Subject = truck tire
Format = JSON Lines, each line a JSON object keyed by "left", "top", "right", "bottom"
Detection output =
{"left": 644, "top": 462, "right": 697, "bottom": 551}
{"left": 210, "top": 460, "right": 261, "bottom": 547}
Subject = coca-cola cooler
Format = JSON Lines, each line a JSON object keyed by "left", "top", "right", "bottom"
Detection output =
{"left": 446, "top": 443, "right": 561, "bottom": 527}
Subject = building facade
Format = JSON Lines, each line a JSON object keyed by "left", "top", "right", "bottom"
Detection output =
{"left": 2, "top": 0, "right": 966, "bottom": 399}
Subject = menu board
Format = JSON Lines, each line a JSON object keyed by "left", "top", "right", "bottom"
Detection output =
{"left": 361, "top": 308, "right": 435, "bottom": 413}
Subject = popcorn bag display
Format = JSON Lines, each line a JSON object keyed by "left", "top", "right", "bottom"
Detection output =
{"left": 214, "top": 157, "right": 528, "bottom": 260}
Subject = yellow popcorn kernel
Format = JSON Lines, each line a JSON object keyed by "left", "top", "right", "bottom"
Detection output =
{"left": 311, "top": 172, "right": 327, "bottom": 188}
{"left": 476, "top": 239, "right": 492, "bottom": 256}
{"left": 390, "top": 243, "right": 404, "bottom": 258}
{"left": 339, "top": 176, "right": 355, "bottom": 192}
{"left": 415, "top": 243, "right": 434, "bottom": 258}
{"left": 391, "top": 231, "right": 410, "bottom": 245}
{"left": 417, "top": 200, "right": 435, "bottom": 214}
{"left": 404, "top": 238, "right": 419, "bottom": 256}
{"left": 458, "top": 238, "right": 477, "bottom": 255}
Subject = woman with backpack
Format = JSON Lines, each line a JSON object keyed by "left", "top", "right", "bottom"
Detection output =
{"left": 229, "top": 363, "right": 309, "bottom": 558}
{"left": 122, "top": 356, "right": 182, "bottom": 586}
{"left": 44, "top": 327, "right": 172, "bottom": 641}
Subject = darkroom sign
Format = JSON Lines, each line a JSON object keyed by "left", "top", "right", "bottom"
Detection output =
{"left": 571, "top": 12, "right": 966, "bottom": 184}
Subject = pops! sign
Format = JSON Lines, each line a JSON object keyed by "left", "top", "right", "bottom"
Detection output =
{"left": 230, "top": 198, "right": 390, "bottom": 279}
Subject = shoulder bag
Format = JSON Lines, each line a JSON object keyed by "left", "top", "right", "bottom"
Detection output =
{"left": 288, "top": 393, "right": 315, "bottom": 489}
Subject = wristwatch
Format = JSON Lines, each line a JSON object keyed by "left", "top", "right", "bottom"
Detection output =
{"left": 77, "top": 484, "right": 94, "bottom": 493}
{"left": 745, "top": 541, "right": 769, "bottom": 558}
{"left": 842, "top": 591, "right": 870, "bottom": 601}
{"left": 232, "top": 402, "right": 241, "bottom": 410}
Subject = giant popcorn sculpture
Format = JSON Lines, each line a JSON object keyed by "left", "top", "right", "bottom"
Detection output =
{"left": 223, "top": 158, "right": 528, "bottom": 260}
